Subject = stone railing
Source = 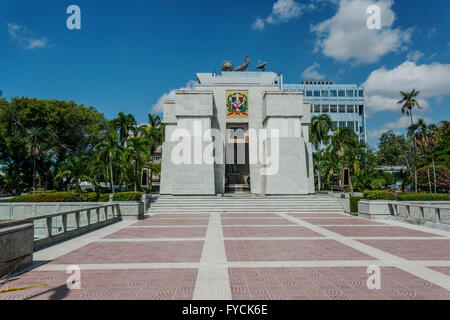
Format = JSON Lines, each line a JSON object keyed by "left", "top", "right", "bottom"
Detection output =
{"left": 389, "top": 202, "right": 450, "bottom": 225}
{"left": 0, "top": 203, "right": 121, "bottom": 251}
{"left": 358, "top": 200, "right": 450, "bottom": 231}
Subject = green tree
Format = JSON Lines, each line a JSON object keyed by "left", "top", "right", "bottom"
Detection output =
{"left": 310, "top": 114, "right": 332, "bottom": 191}
{"left": 55, "top": 155, "right": 92, "bottom": 190}
{"left": 21, "top": 127, "right": 46, "bottom": 192}
{"left": 113, "top": 112, "right": 137, "bottom": 146}
{"left": 398, "top": 89, "right": 421, "bottom": 192}
{"left": 408, "top": 119, "right": 432, "bottom": 193}
{"left": 328, "top": 127, "right": 361, "bottom": 193}
{"left": 123, "top": 136, "right": 151, "bottom": 191}
{"left": 96, "top": 134, "right": 121, "bottom": 194}
{"left": 0, "top": 97, "right": 105, "bottom": 193}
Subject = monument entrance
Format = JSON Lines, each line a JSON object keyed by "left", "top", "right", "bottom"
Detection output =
{"left": 225, "top": 124, "right": 250, "bottom": 193}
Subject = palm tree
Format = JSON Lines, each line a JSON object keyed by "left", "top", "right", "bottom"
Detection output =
{"left": 55, "top": 155, "right": 91, "bottom": 190}
{"left": 310, "top": 114, "right": 333, "bottom": 150}
{"left": 310, "top": 114, "right": 332, "bottom": 191}
{"left": 113, "top": 112, "right": 137, "bottom": 146}
{"left": 123, "top": 136, "right": 151, "bottom": 191}
{"left": 408, "top": 119, "right": 432, "bottom": 192}
{"left": 22, "top": 127, "right": 46, "bottom": 193}
{"left": 328, "top": 127, "right": 361, "bottom": 193}
{"left": 398, "top": 89, "right": 421, "bottom": 192}
{"left": 96, "top": 134, "right": 121, "bottom": 194}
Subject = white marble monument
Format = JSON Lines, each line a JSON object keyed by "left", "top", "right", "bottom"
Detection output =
{"left": 160, "top": 66, "right": 314, "bottom": 195}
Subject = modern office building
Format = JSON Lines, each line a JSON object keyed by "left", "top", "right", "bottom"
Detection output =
{"left": 283, "top": 80, "right": 367, "bottom": 144}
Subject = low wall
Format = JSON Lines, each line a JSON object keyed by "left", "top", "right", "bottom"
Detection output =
{"left": 0, "top": 223, "right": 34, "bottom": 277}
{"left": 0, "top": 202, "right": 144, "bottom": 239}
{"left": 358, "top": 200, "right": 450, "bottom": 230}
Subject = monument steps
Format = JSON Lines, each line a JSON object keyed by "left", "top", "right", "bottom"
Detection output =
{"left": 146, "top": 195, "right": 345, "bottom": 214}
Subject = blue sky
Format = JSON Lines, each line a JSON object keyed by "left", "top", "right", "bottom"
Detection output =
{"left": 1, "top": 0, "right": 449, "bottom": 147}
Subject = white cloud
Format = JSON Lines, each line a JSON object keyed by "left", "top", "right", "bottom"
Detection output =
{"left": 364, "top": 60, "right": 450, "bottom": 114}
{"left": 252, "top": 0, "right": 314, "bottom": 30}
{"left": 364, "top": 59, "right": 450, "bottom": 142}
{"left": 301, "top": 62, "right": 326, "bottom": 80}
{"left": 7, "top": 23, "right": 48, "bottom": 50}
{"left": 406, "top": 50, "right": 424, "bottom": 62}
{"left": 368, "top": 115, "right": 433, "bottom": 140}
{"left": 150, "top": 80, "right": 196, "bottom": 114}
{"left": 311, "top": 0, "right": 412, "bottom": 64}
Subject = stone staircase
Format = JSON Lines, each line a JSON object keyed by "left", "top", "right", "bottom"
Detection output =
{"left": 146, "top": 194, "right": 345, "bottom": 214}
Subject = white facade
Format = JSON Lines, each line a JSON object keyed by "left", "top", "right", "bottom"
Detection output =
{"left": 160, "top": 71, "right": 315, "bottom": 195}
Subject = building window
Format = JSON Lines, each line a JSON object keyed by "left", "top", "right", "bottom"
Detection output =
{"left": 321, "top": 90, "right": 329, "bottom": 97}
{"left": 338, "top": 90, "right": 345, "bottom": 97}
{"left": 330, "top": 105, "right": 337, "bottom": 113}
{"left": 330, "top": 90, "right": 337, "bottom": 97}
{"left": 332, "top": 122, "right": 338, "bottom": 130}
{"left": 347, "top": 105, "right": 354, "bottom": 113}
{"left": 347, "top": 121, "right": 355, "bottom": 130}
{"left": 339, "top": 121, "right": 346, "bottom": 128}
{"left": 355, "top": 121, "right": 359, "bottom": 133}
{"left": 314, "top": 90, "right": 321, "bottom": 97}
{"left": 153, "top": 155, "right": 160, "bottom": 162}
{"left": 338, "top": 105, "right": 346, "bottom": 113}
{"left": 314, "top": 105, "right": 321, "bottom": 113}
{"left": 306, "top": 91, "right": 313, "bottom": 97}
{"left": 358, "top": 90, "right": 364, "bottom": 97}
{"left": 310, "top": 105, "right": 313, "bottom": 113}
{"left": 322, "top": 105, "right": 329, "bottom": 113}
{"left": 359, "top": 105, "right": 364, "bottom": 115}
{"left": 346, "top": 90, "right": 354, "bottom": 97}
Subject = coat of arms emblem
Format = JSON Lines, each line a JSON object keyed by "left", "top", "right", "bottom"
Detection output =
{"left": 226, "top": 90, "right": 249, "bottom": 118}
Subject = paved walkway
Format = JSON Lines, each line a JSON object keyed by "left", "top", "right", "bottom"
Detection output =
{"left": 2, "top": 212, "right": 450, "bottom": 300}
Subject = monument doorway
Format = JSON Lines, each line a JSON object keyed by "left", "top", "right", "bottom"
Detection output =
{"left": 225, "top": 124, "right": 250, "bottom": 193}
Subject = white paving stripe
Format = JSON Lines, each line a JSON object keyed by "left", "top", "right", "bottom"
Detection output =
{"left": 33, "top": 220, "right": 136, "bottom": 261}
{"left": 34, "top": 260, "right": 450, "bottom": 271}
{"left": 276, "top": 212, "right": 450, "bottom": 291}
{"left": 193, "top": 213, "right": 232, "bottom": 300}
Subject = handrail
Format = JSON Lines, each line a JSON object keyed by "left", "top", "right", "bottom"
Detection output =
{"left": 0, "top": 204, "right": 120, "bottom": 229}
{"left": 390, "top": 201, "right": 450, "bottom": 210}
{"left": 387, "top": 201, "right": 449, "bottom": 225}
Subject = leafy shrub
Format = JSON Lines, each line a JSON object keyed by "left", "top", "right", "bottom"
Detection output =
{"left": 11, "top": 192, "right": 82, "bottom": 203}
{"left": 350, "top": 196, "right": 363, "bottom": 213}
{"left": 417, "top": 166, "right": 450, "bottom": 189}
{"left": 99, "top": 193, "right": 110, "bottom": 202}
{"left": 397, "top": 193, "right": 450, "bottom": 201}
{"left": 10, "top": 191, "right": 143, "bottom": 203}
{"left": 112, "top": 192, "right": 142, "bottom": 202}
{"left": 363, "top": 190, "right": 397, "bottom": 200}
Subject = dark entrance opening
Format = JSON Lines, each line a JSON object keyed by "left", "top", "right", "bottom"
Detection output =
{"left": 225, "top": 125, "right": 250, "bottom": 193}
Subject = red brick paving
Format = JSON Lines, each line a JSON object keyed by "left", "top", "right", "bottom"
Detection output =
{"left": 228, "top": 267, "right": 450, "bottom": 300}
{"left": 225, "top": 240, "right": 375, "bottom": 261}
{"left": 287, "top": 213, "right": 348, "bottom": 218}
{"left": 300, "top": 218, "right": 385, "bottom": 225}
{"left": 223, "top": 226, "right": 323, "bottom": 238}
{"left": 133, "top": 219, "right": 209, "bottom": 226}
{"left": 50, "top": 241, "right": 204, "bottom": 264}
{"left": 150, "top": 214, "right": 210, "bottom": 219}
{"left": 359, "top": 239, "right": 450, "bottom": 260}
{"left": 429, "top": 267, "right": 450, "bottom": 277}
{"left": 2, "top": 212, "right": 450, "bottom": 300}
{"left": 323, "top": 226, "right": 439, "bottom": 237}
{"left": 105, "top": 227, "right": 207, "bottom": 239}
{"left": 0, "top": 269, "right": 197, "bottom": 300}
{"left": 222, "top": 218, "right": 296, "bottom": 226}
{"left": 221, "top": 213, "right": 280, "bottom": 218}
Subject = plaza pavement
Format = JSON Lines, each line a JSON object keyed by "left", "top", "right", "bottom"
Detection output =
{"left": 1, "top": 211, "right": 450, "bottom": 300}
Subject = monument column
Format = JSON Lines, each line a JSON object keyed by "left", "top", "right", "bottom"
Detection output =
{"left": 162, "top": 90, "right": 216, "bottom": 195}
{"left": 262, "top": 91, "right": 314, "bottom": 195}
